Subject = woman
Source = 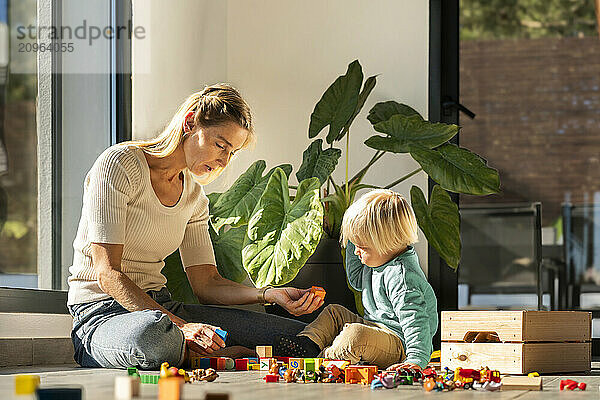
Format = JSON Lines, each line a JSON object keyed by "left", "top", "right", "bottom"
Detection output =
{"left": 67, "top": 84, "right": 323, "bottom": 369}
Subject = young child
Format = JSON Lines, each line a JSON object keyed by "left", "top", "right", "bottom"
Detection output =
{"left": 274, "top": 189, "right": 438, "bottom": 370}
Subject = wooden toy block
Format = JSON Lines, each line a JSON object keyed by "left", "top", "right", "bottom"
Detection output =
{"left": 247, "top": 357, "right": 259, "bottom": 363}
{"left": 15, "top": 374, "right": 40, "bottom": 395}
{"left": 501, "top": 376, "right": 542, "bottom": 391}
{"left": 158, "top": 376, "right": 183, "bottom": 400}
{"left": 345, "top": 366, "right": 378, "bottom": 385}
{"left": 256, "top": 345, "right": 273, "bottom": 358}
{"left": 235, "top": 358, "right": 249, "bottom": 370}
{"left": 314, "top": 358, "right": 325, "bottom": 370}
{"left": 288, "top": 358, "right": 304, "bottom": 369}
{"left": 114, "top": 375, "right": 140, "bottom": 399}
{"left": 304, "top": 358, "right": 316, "bottom": 372}
{"left": 36, "top": 387, "right": 83, "bottom": 400}
{"left": 441, "top": 311, "right": 591, "bottom": 374}
{"left": 216, "top": 357, "right": 228, "bottom": 370}
{"left": 263, "top": 374, "right": 280, "bottom": 383}
{"left": 310, "top": 286, "right": 326, "bottom": 300}
{"left": 260, "top": 358, "right": 276, "bottom": 371}
{"left": 190, "top": 357, "right": 211, "bottom": 369}
{"left": 249, "top": 363, "right": 261, "bottom": 370}
{"left": 276, "top": 356, "right": 291, "bottom": 364}
{"left": 323, "top": 360, "right": 350, "bottom": 369}
{"left": 225, "top": 357, "right": 235, "bottom": 370}
{"left": 140, "top": 374, "right": 160, "bottom": 384}
{"left": 215, "top": 328, "right": 228, "bottom": 341}
{"left": 210, "top": 357, "right": 219, "bottom": 369}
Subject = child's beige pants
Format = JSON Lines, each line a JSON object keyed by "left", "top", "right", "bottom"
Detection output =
{"left": 299, "top": 304, "right": 405, "bottom": 368}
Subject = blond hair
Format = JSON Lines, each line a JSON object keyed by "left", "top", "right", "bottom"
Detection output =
{"left": 340, "top": 189, "right": 419, "bottom": 254}
{"left": 127, "top": 84, "right": 255, "bottom": 184}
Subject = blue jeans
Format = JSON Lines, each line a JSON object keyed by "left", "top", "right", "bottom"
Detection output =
{"left": 68, "top": 287, "right": 306, "bottom": 370}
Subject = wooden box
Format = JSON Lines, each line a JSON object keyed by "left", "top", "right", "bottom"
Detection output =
{"left": 441, "top": 311, "right": 591, "bottom": 374}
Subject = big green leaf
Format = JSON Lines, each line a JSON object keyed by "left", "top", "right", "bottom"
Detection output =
{"left": 338, "top": 75, "right": 378, "bottom": 141}
{"left": 162, "top": 251, "right": 198, "bottom": 304}
{"left": 367, "top": 101, "right": 423, "bottom": 125}
{"left": 242, "top": 170, "right": 323, "bottom": 287}
{"left": 211, "top": 160, "right": 292, "bottom": 232}
{"left": 409, "top": 143, "right": 501, "bottom": 195}
{"left": 365, "top": 114, "right": 459, "bottom": 153}
{"left": 210, "top": 225, "right": 248, "bottom": 283}
{"left": 410, "top": 185, "right": 461, "bottom": 270}
{"left": 295, "top": 139, "right": 342, "bottom": 185}
{"left": 309, "top": 60, "right": 363, "bottom": 144}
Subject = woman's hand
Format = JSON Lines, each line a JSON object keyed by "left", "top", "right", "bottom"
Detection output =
{"left": 265, "top": 287, "right": 324, "bottom": 316}
{"left": 179, "top": 322, "right": 226, "bottom": 355}
{"left": 386, "top": 362, "right": 422, "bottom": 372}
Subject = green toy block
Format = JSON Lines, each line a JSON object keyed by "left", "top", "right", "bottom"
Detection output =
{"left": 304, "top": 358, "right": 315, "bottom": 373}
{"left": 140, "top": 374, "right": 159, "bottom": 384}
{"left": 127, "top": 367, "right": 138, "bottom": 376}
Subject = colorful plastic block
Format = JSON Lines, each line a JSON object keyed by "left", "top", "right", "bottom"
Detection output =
{"left": 249, "top": 363, "right": 261, "bottom": 371}
{"left": 264, "top": 374, "right": 280, "bottom": 383}
{"left": 235, "top": 359, "right": 249, "bottom": 371}
{"left": 260, "top": 358, "right": 276, "bottom": 371}
{"left": 158, "top": 376, "right": 183, "bottom": 400}
{"left": 216, "top": 357, "right": 227, "bottom": 370}
{"left": 210, "top": 357, "right": 219, "bottom": 369}
{"left": 140, "top": 374, "right": 160, "bottom": 384}
{"left": 127, "top": 367, "right": 138, "bottom": 376}
{"left": 247, "top": 357, "right": 259, "bottom": 364}
{"left": 15, "top": 374, "right": 40, "bottom": 395}
{"left": 215, "top": 328, "right": 228, "bottom": 341}
{"left": 323, "top": 360, "right": 350, "bottom": 369}
{"left": 256, "top": 345, "right": 273, "bottom": 358}
{"left": 36, "top": 387, "right": 82, "bottom": 400}
{"left": 304, "top": 358, "right": 316, "bottom": 372}
{"left": 345, "top": 366, "right": 378, "bottom": 385}
{"left": 276, "top": 356, "right": 291, "bottom": 364}
{"left": 114, "top": 375, "right": 140, "bottom": 399}
{"left": 288, "top": 358, "right": 304, "bottom": 369}
{"left": 190, "top": 357, "right": 211, "bottom": 369}
{"left": 310, "top": 286, "right": 326, "bottom": 300}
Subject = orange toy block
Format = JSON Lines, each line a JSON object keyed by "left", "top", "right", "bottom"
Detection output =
{"left": 345, "top": 365, "right": 378, "bottom": 385}
{"left": 310, "top": 286, "right": 326, "bottom": 300}
{"left": 158, "top": 376, "right": 183, "bottom": 400}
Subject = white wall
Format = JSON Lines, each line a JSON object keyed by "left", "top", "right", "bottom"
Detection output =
{"left": 132, "top": 0, "right": 430, "bottom": 270}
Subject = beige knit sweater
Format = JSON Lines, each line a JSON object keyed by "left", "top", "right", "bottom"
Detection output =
{"left": 67, "top": 145, "right": 216, "bottom": 305}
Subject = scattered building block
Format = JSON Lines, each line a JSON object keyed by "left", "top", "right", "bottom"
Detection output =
{"left": 324, "top": 360, "right": 350, "bottom": 369}
{"left": 501, "top": 376, "right": 542, "bottom": 391}
{"left": 304, "top": 358, "right": 316, "bottom": 373}
{"left": 210, "top": 357, "right": 219, "bottom": 369}
{"left": 224, "top": 357, "right": 235, "bottom": 370}
{"left": 314, "top": 358, "right": 325, "bottom": 370}
{"left": 36, "top": 387, "right": 83, "bottom": 400}
{"left": 15, "top": 374, "right": 40, "bottom": 395}
{"left": 288, "top": 358, "right": 304, "bottom": 369}
{"left": 345, "top": 366, "right": 378, "bottom": 385}
{"left": 235, "top": 359, "right": 249, "bottom": 371}
{"left": 158, "top": 376, "right": 183, "bottom": 400}
{"left": 190, "top": 357, "right": 211, "bottom": 369}
{"left": 276, "top": 356, "right": 290, "bottom": 364}
{"left": 114, "top": 375, "right": 140, "bottom": 399}
{"left": 249, "top": 363, "right": 261, "bottom": 371}
{"left": 215, "top": 329, "right": 228, "bottom": 341}
{"left": 140, "top": 374, "right": 160, "bottom": 384}
{"left": 247, "top": 357, "right": 259, "bottom": 364}
{"left": 127, "top": 367, "right": 139, "bottom": 376}
{"left": 216, "top": 357, "right": 227, "bottom": 370}
{"left": 256, "top": 345, "right": 273, "bottom": 358}
{"left": 260, "top": 358, "right": 277, "bottom": 371}
{"left": 310, "top": 286, "right": 326, "bottom": 300}
{"left": 263, "top": 374, "right": 280, "bottom": 383}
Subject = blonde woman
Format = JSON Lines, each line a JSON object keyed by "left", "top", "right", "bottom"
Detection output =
{"left": 67, "top": 84, "right": 323, "bottom": 369}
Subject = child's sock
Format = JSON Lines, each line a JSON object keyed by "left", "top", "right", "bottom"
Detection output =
{"left": 273, "top": 335, "right": 321, "bottom": 358}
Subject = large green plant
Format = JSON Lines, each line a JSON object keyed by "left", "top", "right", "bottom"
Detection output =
{"left": 309, "top": 60, "right": 500, "bottom": 270}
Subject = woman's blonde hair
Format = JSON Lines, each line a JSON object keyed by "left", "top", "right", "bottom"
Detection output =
{"left": 340, "top": 189, "right": 419, "bottom": 254}
{"left": 128, "top": 84, "right": 255, "bottom": 184}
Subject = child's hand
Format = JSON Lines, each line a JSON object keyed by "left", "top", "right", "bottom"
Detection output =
{"left": 386, "top": 362, "right": 422, "bottom": 372}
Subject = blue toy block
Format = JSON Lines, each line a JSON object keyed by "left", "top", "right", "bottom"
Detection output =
{"left": 36, "top": 387, "right": 82, "bottom": 400}
{"left": 215, "top": 328, "right": 228, "bottom": 341}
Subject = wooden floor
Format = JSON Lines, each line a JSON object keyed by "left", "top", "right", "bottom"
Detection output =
{"left": 1, "top": 364, "right": 600, "bottom": 399}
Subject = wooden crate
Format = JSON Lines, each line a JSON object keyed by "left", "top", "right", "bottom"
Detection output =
{"left": 441, "top": 311, "right": 591, "bottom": 374}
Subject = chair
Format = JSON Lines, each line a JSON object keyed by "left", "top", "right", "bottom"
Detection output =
{"left": 458, "top": 203, "right": 552, "bottom": 310}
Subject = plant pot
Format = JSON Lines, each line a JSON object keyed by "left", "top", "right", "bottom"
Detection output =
{"left": 265, "top": 236, "right": 357, "bottom": 323}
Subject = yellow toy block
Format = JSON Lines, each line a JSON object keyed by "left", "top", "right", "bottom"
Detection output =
{"left": 288, "top": 358, "right": 304, "bottom": 369}
{"left": 323, "top": 360, "right": 350, "bottom": 369}
{"left": 15, "top": 375, "right": 40, "bottom": 395}
{"left": 249, "top": 363, "right": 261, "bottom": 370}
{"left": 314, "top": 358, "right": 325, "bottom": 370}
{"left": 256, "top": 345, "right": 273, "bottom": 358}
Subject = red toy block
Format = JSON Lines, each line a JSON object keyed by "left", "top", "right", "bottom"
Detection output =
{"left": 263, "top": 374, "right": 279, "bottom": 383}
{"left": 276, "top": 357, "right": 291, "bottom": 364}
{"left": 235, "top": 359, "right": 249, "bottom": 371}
{"left": 210, "top": 358, "right": 218, "bottom": 369}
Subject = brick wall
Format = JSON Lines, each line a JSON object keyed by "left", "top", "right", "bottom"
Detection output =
{"left": 459, "top": 36, "right": 600, "bottom": 225}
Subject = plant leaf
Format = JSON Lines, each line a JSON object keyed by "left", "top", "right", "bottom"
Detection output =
{"left": 410, "top": 143, "right": 501, "bottom": 195}
{"left": 295, "top": 139, "right": 342, "bottom": 185}
{"left": 309, "top": 60, "right": 363, "bottom": 144}
{"left": 410, "top": 185, "right": 461, "bottom": 270}
{"left": 210, "top": 225, "right": 248, "bottom": 283}
{"left": 242, "top": 170, "right": 323, "bottom": 287}
{"left": 211, "top": 160, "right": 292, "bottom": 232}
{"left": 365, "top": 114, "right": 459, "bottom": 153}
{"left": 339, "top": 75, "right": 378, "bottom": 141}
{"left": 162, "top": 251, "right": 198, "bottom": 304}
{"left": 367, "top": 101, "right": 423, "bottom": 125}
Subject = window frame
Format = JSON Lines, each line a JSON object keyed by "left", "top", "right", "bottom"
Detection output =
{"left": 0, "top": 0, "right": 132, "bottom": 313}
